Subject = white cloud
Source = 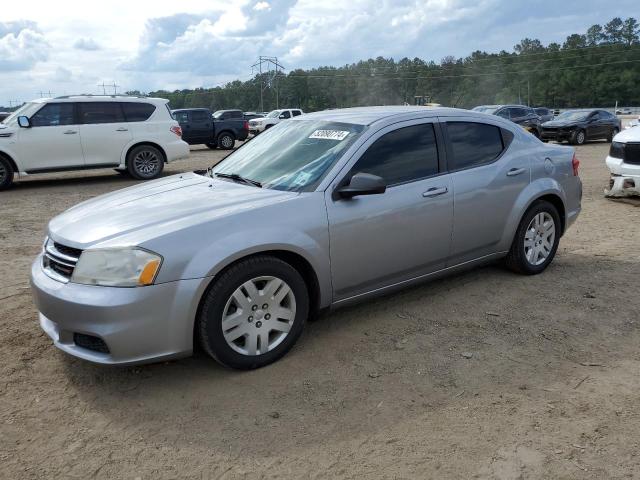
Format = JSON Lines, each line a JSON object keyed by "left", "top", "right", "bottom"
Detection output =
{"left": 254, "top": 1, "right": 271, "bottom": 11}
{"left": 73, "top": 37, "right": 101, "bottom": 51}
{"left": 0, "top": 21, "right": 49, "bottom": 71}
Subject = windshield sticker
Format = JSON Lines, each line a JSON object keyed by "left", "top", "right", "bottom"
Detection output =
{"left": 309, "top": 130, "right": 350, "bottom": 141}
{"left": 292, "top": 171, "right": 313, "bottom": 187}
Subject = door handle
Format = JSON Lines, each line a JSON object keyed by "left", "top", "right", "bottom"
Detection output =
{"left": 422, "top": 186, "right": 448, "bottom": 198}
{"left": 63, "top": 130, "right": 77, "bottom": 135}
{"left": 116, "top": 127, "right": 128, "bottom": 132}
{"left": 507, "top": 168, "right": 526, "bottom": 177}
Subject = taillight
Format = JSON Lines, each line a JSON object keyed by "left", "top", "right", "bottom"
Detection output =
{"left": 572, "top": 153, "right": 580, "bottom": 176}
{"left": 243, "top": 120, "right": 249, "bottom": 131}
{"left": 170, "top": 125, "right": 182, "bottom": 137}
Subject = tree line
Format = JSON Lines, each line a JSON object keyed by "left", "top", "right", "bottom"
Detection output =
{"left": 142, "top": 17, "right": 640, "bottom": 113}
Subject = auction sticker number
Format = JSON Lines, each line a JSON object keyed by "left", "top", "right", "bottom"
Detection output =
{"left": 309, "top": 130, "right": 350, "bottom": 141}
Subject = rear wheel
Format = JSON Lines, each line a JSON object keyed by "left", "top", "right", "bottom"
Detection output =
{"left": 505, "top": 200, "right": 561, "bottom": 275}
{"left": 127, "top": 145, "right": 164, "bottom": 180}
{"left": 198, "top": 256, "right": 309, "bottom": 369}
{"left": 0, "top": 156, "right": 15, "bottom": 191}
{"left": 217, "top": 133, "right": 235, "bottom": 150}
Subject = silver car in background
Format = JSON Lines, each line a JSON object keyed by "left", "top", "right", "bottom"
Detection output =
{"left": 30, "top": 106, "right": 582, "bottom": 369}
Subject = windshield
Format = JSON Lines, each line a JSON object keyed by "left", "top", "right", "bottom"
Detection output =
{"left": 266, "top": 110, "right": 281, "bottom": 118}
{"left": 1, "top": 102, "right": 33, "bottom": 124}
{"left": 472, "top": 106, "right": 498, "bottom": 114}
{"left": 212, "top": 120, "right": 366, "bottom": 192}
{"left": 556, "top": 111, "right": 590, "bottom": 121}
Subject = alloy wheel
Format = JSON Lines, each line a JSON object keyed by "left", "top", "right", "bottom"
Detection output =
{"left": 576, "top": 131, "right": 585, "bottom": 144}
{"left": 524, "top": 212, "right": 555, "bottom": 266}
{"left": 133, "top": 150, "right": 160, "bottom": 177}
{"left": 220, "top": 135, "right": 233, "bottom": 148}
{"left": 221, "top": 276, "right": 296, "bottom": 356}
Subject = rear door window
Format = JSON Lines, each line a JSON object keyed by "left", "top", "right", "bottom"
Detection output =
{"left": 191, "top": 110, "right": 209, "bottom": 123}
{"left": 173, "top": 111, "right": 189, "bottom": 123}
{"left": 78, "top": 102, "right": 125, "bottom": 124}
{"left": 30, "top": 103, "right": 75, "bottom": 127}
{"left": 280, "top": 111, "right": 291, "bottom": 119}
{"left": 292, "top": 110, "right": 302, "bottom": 117}
{"left": 351, "top": 123, "right": 439, "bottom": 186}
{"left": 122, "top": 103, "right": 156, "bottom": 122}
{"left": 446, "top": 122, "right": 505, "bottom": 170}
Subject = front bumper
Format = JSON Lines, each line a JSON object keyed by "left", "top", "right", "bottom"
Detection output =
{"left": 605, "top": 155, "right": 640, "bottom": 197}
{"left": 30, "top": 256, "right": 208, "bottom": 365}
{"left": 541, "top": 129, "right": 573, "bottom": 141}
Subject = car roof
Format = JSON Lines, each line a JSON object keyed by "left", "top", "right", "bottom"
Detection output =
{"left": 31, "top": 95, "right": 168, "bottom": 104}
{"left": 295, "top": 106, "right": 472, "bottom": 126}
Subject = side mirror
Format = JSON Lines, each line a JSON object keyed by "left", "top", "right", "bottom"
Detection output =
{"left": 18, "top": 116, "right": 31, "bottom": 128}
{"left": 335, "top": 173, "right": 386, "bottom": 199}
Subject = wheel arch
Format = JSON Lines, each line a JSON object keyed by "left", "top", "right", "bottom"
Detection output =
{"left": 125, "top": 141, "right": 168, "bottom": 165}
{"left": 0, "top": 150, "right": 19, "bottom": 173}
{"left": 217, "top": 130, "right": 236, "bottom": 140}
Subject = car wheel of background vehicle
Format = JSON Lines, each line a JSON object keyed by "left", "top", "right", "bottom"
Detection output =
{"left": 0, "top": 155, "right": 15, "bottom": 191}
{"left": 218, "top": 133, "right": 235, "bottom": 150}
{"left": 206, "top": 143, "right": 217, "bottom": 149}
{"left": 571, "top": 129, "right": 586, "bottom": 145}
{"left": 505, "top": 200, "right": 560, "bottom": 275}
{"left": 127, "top": 145, "right": 164, "bottom": 180}
{"left": 532, "top": 129, "right": 540, "bottom": 138}
{"left": 608, "top": 128, "right": 619, "bottom": 143}
{"left": 198, "top": 255, "right": 309, "bottom": 369}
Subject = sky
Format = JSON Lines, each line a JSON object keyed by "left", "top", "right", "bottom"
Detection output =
{"left": 1, "top": 0, "right": 637, "bottom": 106}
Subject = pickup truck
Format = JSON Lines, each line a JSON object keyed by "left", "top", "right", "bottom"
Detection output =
{"left": 248, "top": 108, "right": 304, "bottom": 135}
{"left": 171, "top": 108, "right": 249, "bottom": 150}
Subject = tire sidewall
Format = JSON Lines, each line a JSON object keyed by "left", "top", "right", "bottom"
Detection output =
{"left": 512, "top": 201, "right": 561, "bottom": 275}
{"left": 573, "top": 129, "right": 586, "bottom": 145}
{"left": 199, "top": 257, "right": 309, "bottom": 369}
{"left": 127, "top": 145, "right": 164, "bottom": 180}
{"left": 218, "top": 133, "right": 235, "bottom": 150}
{"left": 0, "top": 156, "right": 14, "bottom": 190}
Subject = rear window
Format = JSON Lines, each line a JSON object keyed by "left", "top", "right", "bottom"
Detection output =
{"left": 78, "top": 102, "right": 125, "bottom": 124}
{"left": 122, "top": 102, "right": 156, "bottom": 122}
{"left": 446, "top": 122, "right": 505, "bottom": 170}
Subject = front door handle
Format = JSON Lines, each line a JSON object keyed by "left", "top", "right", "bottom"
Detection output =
{"left": 63, "top": 130, "right": 78, "bottom": 135}
{"left": 422, "top": 186, "right": 448, "bottom": 198}
{"left": 507, "top": 168, "right": 526, "bottom": 177}
{"left": 116, "top": 127, "right": 128, "bottom": 132}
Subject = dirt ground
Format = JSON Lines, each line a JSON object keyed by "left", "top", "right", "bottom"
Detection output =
{"left": 1, "top": 141, "right": 639, "bottom": 479}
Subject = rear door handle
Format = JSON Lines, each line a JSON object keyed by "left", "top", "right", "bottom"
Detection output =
{"left": 422, "top": 186, "right": 448, "bottom": 198}
{"left": 116, "top": 127, "right": 128, "bottom": 132}
{"left": 63, "top": 130, "right": 77, "bottom": 135}
{"left": 507, "top": 168, "right": 526, "bottom": 177}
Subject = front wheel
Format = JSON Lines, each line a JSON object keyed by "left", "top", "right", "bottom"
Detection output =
{"left": 198, "top": 256, "right": 309, "bottom": 369}
{"left": 505, "top": 200, "right": 561, "bottom": 275}
{"left": 0, "top": 156, "right": 15, "bottom": 191}
{"left": 607, "top": 128, "right": 619, "bottom": 143}
{"left": 127, "top": 145, "right": 164, "bottom": 180}
{"left": 217, "top": 133, "right": 235, "bottom": 150}
{"left": 570, "top": 129, "right": 586, "bottom": 145}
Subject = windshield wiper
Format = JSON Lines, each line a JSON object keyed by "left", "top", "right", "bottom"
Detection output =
{"left": 214, "top": 172, "right": 262, "bottom": 188}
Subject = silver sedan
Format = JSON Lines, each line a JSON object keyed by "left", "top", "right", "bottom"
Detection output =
{"left": 30, "top": 106, "right": 582, "bottom": 369}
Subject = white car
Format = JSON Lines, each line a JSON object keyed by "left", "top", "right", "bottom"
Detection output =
{"left": 605, "top": 128, "right": 640, "bottom": 197}
{"left": 248, "top": 108, "right": 303, "bottom": 134}
{"left": 623, "top": 116, "right": 640, "bottom": 130}
{"left": 0, "top": 95, "right": 189, "bottom": 190}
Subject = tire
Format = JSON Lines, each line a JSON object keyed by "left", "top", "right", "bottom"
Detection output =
{"left": 198, "top": 256, "right": 309, "bottom": 369}
{"left": 206, "top": 143, "right": 217, "bottom": 149}
{"left": 505, "top": 200, "right": 561, "bottom": 275}
{"left": 531, "top": 128, "right": 540, "bottom": 139}
{"left": 217, "top": 132, "right": 235, "bottom": 150}
{"left": 127, "top": 145, "right": 164, "bottom": 180}
{"left": 570, "top": 129, "right": 586, "bottom": 145}
{"left": 607, "top": 128, "right": 619, "bottom": 143}
{"left": 0, "top": 155, "right": 15, "bottom": 191}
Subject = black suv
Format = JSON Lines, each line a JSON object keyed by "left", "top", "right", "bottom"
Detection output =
{"left": 540, "top": 109, "right": 621, "bottom": 145}
{"left": 473, "top": 105, "right": 542, "bottom": 137}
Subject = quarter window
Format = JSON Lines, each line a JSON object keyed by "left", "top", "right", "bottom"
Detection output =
{"left": 78, "top": 102, "right": 125, "bottom": 124}
{"left": 351, "top": 124, "right": 439, "bottom": 186}
{"left": 122, "top": 103, "right": 156, "bottom": 122}
{"left": 30, "top": 103, "right": 75, "bottom": 127}
{"left": 173, "top": 111, "right": 189, "bottom": 123}
{"left": 447, "top": 122, "right": 505, "bottom": 170}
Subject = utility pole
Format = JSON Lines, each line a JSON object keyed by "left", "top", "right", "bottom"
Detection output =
{"left": 110, "top": 81, "right": 120, "bottom": 95}
{"left": 527, "top": 80, "right": 530, "bottom": 107}
{"left": 98, "top": 81, "right": 107, "bottom": 95}
{"left": 38, "top": 90, "right": 53, "bottom": 98}
{"left": 250, "top": 56, "right": 284, "bottom": 112}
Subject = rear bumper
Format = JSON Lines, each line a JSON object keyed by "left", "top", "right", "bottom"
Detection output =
{"left": 30, "top": 256, "right": 207, "bottom": 365}
{"left": 165, "top": 139, "right": 190, "bottom": 163}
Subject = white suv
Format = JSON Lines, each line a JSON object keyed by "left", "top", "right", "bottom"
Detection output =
{"left": 0, "top": 95, "right": 189, "bottom": 190}
{"left": 248, "top": 108, "right": 303, "bottom": 135}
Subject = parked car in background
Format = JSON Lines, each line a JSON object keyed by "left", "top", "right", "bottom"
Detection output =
{"left": 31, "top": 106, "right": 581, "bottom": 369}
{"left": 172, "top": 108, "right": 248, "bottom": 150}
{"left": 623, "top": 116, "right": 640, "bottom": 130}
{"left": 534, "top": 107, "right": 554, "bottom": 123}
{"left": 248, "top": 108, "right": 303, "bottom": 135}
{"left": 472, "top": 105, "right": 542, "bottom": 137}
{"left": 0, "top": 112, "right": 10, "bottom": 122}
{"left": 0, "top": 95, "right": 188, "bottom": 190}
{"left": 605, "top": 127, "right": 640, "bottom": 197}
{"left": 243, "top": 112, "right": 264, "bottom": 121}
{"left": 541, "top": 109, "right": 621, "bottom": 145}
{"left": 616, "top": 108, "right": 633, "bottom": 115}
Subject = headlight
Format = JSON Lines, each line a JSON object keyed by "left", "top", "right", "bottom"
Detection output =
{"left": 71, "top": 248, "right": 162, "bottom": 287}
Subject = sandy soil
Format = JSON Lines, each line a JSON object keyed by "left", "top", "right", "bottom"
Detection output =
{"left": 1, "top": 142, "right": 639, "bottom": 479}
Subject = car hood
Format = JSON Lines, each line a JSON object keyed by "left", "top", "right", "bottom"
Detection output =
{"left": 614, "top": 127, "right": 640, "bottom": 143}
{"left": 48, "top": 173, "right": 298, "bottom": 249}
{"left": 542, "top": 119, "right": 580, "bottom": 127}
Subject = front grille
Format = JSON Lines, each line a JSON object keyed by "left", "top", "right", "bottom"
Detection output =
{"left": 42, "top": 239, "right": 82, "bottom": 282}
{"left": 610, "top": 142, "right": 640, "bottom": 165}
{"left": 73, "top": 333, "right": 110, "bottom": 354}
